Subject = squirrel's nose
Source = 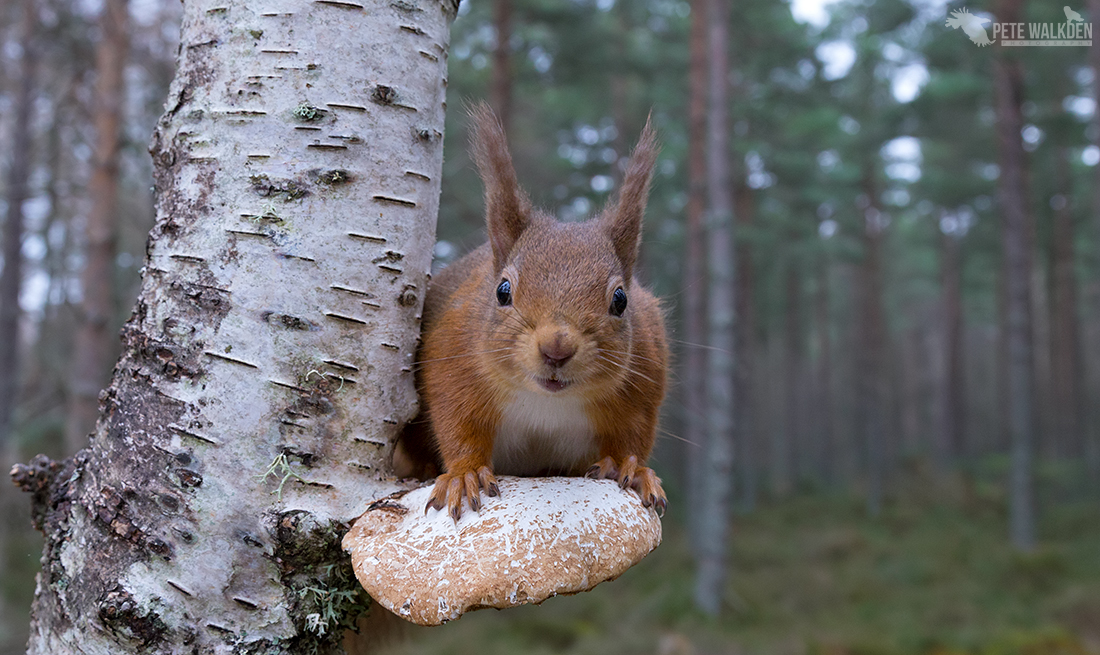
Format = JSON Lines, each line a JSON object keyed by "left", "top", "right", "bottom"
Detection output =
{"left": 540, "top": 333, "right": 576, "bottom": 369}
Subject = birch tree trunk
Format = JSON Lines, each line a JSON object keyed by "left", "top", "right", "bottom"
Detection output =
{"left": 13, "top": 0, "right": 456, "bottom": 652}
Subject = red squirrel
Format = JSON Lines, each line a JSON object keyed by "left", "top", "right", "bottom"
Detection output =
{"left": 399, "top": 103, "right": 668, "bottom": 520}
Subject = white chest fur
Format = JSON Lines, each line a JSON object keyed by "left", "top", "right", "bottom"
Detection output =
{"left": 493, "top": 389, "right": 597, "bottom": 476}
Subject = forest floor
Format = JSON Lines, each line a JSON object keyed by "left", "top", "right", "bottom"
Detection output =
{"left": 378, "top": 472, "right": 1100, "bottom": 655}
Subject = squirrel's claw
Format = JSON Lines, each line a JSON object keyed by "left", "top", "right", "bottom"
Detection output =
{"left": 586, "top": 456, "right": 619, "bottom": 481}
{"left": 425, "top": 466, "right": 499, "bottom": 521}
{"left": 586, "top": 455, "right": 667, "bottom": 515}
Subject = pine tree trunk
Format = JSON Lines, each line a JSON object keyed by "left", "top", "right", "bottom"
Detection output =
{"left": 1092, "top": 0, "right": 1100, "bottom": 278}
{"left": 777, "top": 256, "right": 800, "bottom": 495}
{"left": 694, "top": 0, "right": 734, "bottom": 616}
{"left": 490, "top": 0, "right": 513, "bottom": 134}
{"left": 65, "top": 0, "right": 130, "bottom": 452}
{"left": 682, "top": 0, "right": 709, "bottom": 555}
{"left": 1088, "top": 0, "right": 1100, "bottom": 485}
{"left": 939, "top": 228, "right": 965, "bottom": 467}
{"left": 857, "top": 169, "right": 887, "bottom": 518}
{"left": 13, "top": 1, "right": 456, "bottom": 651}
{"left": 0, "top": 0, "right": 37, "bottom": 451}
{"left": 735, "top": 181, "right": 758, "bottom": 509}
{"left": 813, "top": 255, "right": 834, "bottom": 486}
{"left": 1049, "top": 148, "right": 1082, "bottom": 463}
{"left": 992, "top": 1, "right": 1036, "bottom": 550}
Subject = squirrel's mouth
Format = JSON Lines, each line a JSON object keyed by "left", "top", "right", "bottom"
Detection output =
{"left": 537, "top": 376, "right": 569, "bottom": 393}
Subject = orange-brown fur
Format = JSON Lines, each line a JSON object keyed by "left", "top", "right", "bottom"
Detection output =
{"left": 401, "top": 103, "right": 668, "bottom": 520}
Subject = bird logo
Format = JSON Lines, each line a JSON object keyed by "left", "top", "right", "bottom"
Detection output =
{"left": 946, "top": 8, "right": 993, "bottom": 46}
{"left": 1064, "top": 6, "right": 1084, "bottom": 22}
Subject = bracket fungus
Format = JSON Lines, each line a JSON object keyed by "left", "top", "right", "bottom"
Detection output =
{"left": 342, "top": 476, "right": 662, "bottom": 626}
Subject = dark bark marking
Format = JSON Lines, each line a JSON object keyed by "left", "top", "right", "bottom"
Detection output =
{"left": 315, "top": 0, "right": 365, "bottom": 8}
{"left": 398, "top": 286, "right": 418, "bottom": 307}
{"left": 174, "top": 468, "right": 203, "bottom": 488}
{"left": 170, "top": 254, "right": 206, "bottom": 263}
{"left": 98, "top": 587, "right": 168, "bottom": 648}
{"left": 415, "top": 127, "right": 441, "bottom": 142}
{"left": 275, "top": 252, "right": 317, "bottom": 262}
{"left": 166, "top": 580, "right": 193, "bottom": 596}
{"left": 262, "top": 311, "right": 320, "bottom": 331}
{"left": 169, "top": 423, "right": 218, "bottom": 445}
{"left": 330, "top": 284, "right": 377, "bottom": 299}
{"left": 326, "top": 102, "right": 367, "bottom": 112}
{"left": 204, "top": 351, "right": 260, "bottom": 368}
{"left": 324, "top": 312, "right": 369, "bottom": 326}
{"left": 269, "top": 379, "right": 309, "bottom": 393}
{"left": 371, "top": 84, "right": 398, "bottom": 105}
{"left": 226, "top": 228, "right": 272, "bottom": 238}
{"left": 372, "top": 250, "right": 405, "bottom": 263}
{"left": 347, "top": 232, "right": 387, "bottom": 243}
{"left": 313, "top": 168, "right": 351, "bottom": 185}
{"left": 168, "top": 278, "right": 231, "bottom": 328}
{"left": 354, "top": 435, "right": 388, "bottom": 445}
{"left": 233, "top": 597, "right": 260, "bottom": 610}
{"left": 249, "top": 173, "right": 310, "bottom": 200}
{"left": 323, "top": 359, "right": 359, "bottom": 372}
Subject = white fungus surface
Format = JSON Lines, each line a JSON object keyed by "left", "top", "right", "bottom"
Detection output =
{"left": 342, "top": 476, "right": 662, "bottom": 626}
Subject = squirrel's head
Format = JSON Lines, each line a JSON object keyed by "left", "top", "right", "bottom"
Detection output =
{"left": 468, "top": 102, "right": 659, "bottom": 396}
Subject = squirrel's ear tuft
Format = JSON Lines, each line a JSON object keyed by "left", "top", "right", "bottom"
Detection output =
{"left": 469, "top": 102, "right": 531, "bottom": 271}
{"left": 603, "top": 114, "right": 658, "bottom": 282}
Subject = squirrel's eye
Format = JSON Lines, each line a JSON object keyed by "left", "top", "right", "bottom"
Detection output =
{"left": 496, "top": 279, "right": 512, "bottom": 306}
{"left": 610, "top": 287, "right": 627, "bottom": 317}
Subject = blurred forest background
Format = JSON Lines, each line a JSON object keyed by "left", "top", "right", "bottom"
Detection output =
{"left": 2, "top": 0, "right": 1100, "bottom": 653}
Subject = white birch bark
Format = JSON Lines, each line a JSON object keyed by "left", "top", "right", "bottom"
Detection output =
{"left": 15, "top": 0, "right": 456, "bottom": 652}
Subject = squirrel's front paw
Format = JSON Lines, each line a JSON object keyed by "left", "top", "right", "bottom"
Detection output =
{"left": 425, "top": 466, "right": 500, "bottom": 521}
{"left": 586, "top": 455, "right": 667, "bottom": 516}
